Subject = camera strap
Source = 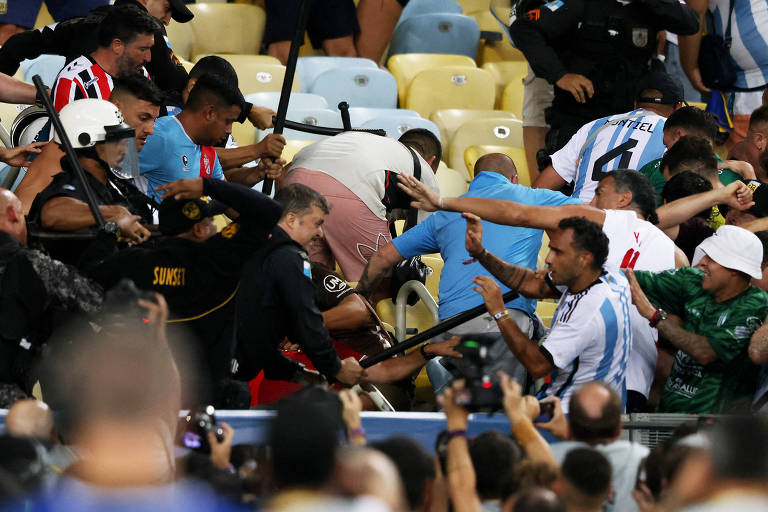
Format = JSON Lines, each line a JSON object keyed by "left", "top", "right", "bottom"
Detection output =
{"left": 403, "top": 146, "right": 422, "bottom": 233}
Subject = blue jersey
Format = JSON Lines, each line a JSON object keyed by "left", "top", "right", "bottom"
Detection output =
{"left": 139, "top": 116, "right": 223, "bottom": 202}
{"left": 392, "top": 172, "right": 580, "bottom": 319}
{"left": 709, "top": 0, "right": 768, "bottom": 90}
{"left": 551, "top": 109, "right": 667, "bottom": 203}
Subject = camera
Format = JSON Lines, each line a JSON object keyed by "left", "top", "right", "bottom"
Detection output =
{"left": 177, "top": 405, "right": 225, "bottom": 454}
{"left": 535, "top": 400, "right": 555, "bottom": 422}
{"left": 440, "top": 334, "right": 502, "bottom": 413}
{"left": 100, "top": 279, "right": 156, "bottom": 328}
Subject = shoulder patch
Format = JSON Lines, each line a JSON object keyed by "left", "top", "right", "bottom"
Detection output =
{"left": 303, "top": 260, "right": 312, "bottom": 280}
{"left": 221, "top": 223, "right": 239, "bottom": 239}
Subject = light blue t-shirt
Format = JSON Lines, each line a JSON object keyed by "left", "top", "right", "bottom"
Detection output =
{"left": 392, "top": 172, "right": 581, "bottom": 319}
{"left": 139, "top": 115, "right": 223, "bottom": 202}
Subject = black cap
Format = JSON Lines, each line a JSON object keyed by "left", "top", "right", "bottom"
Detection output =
{"left": 158, "top": 197, "right": 212, "bottom": 235}
{"left": 637, "top": 71, "right": 685, "bottom": 105}
{"left": 169, "top": 0, "right": 194, "bottom": 23}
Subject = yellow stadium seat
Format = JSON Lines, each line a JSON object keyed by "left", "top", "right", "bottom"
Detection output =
{"left": 193, "top": 53, "right": 281, "bottom": 66}
{"left": 688, "top": 101, "right": 707, "bottom": 110}
{"left": 536, "top": 300, "right": 557, "bottom": 328}
{"left": 179, "top": 59, "right": 194, "bottom": 73}
{"left": 421, "top": 255, "right": 444, "bottom": 301}
{"left": 483, "top": 61, "right": 527, "bottom": 113}
{"left": 436, "top": 162, "right": 470, "bottom": 196}
{"left": 190, "top": 56, "right": 298, "bottom": 96}
{"left": 165, "top": 19, "right": 197, "bottom": 62}
{"left": 538, "top": 231, "right": 549, "bottom": 270}
{"left": 376, "top": 299, "right": 437, "bottom": 341}
{"left": 33, "top": 3, "right": 54, "bottom": 29}
{"left": 282, "top": 139, "right": 315, "bottom": 163}
{"left": 387, "top": 54, "right": 476, "bottom": 106}
{"left": 186, "top": 3, "right": 266, "bottom": 59}
{"left": 468, "top": 10, "right": 526, "bottom": 65}
{"left": 430, "top": 108, "right": 518, "bottom": 156}
{"left": 448, "top": 117, "right": 523, "bottom": 176}
{"left": 0, "top": 103, "right": 24, "bottom": 132}
{"left": 406, "top": 66, "right": 495, "bottom": 120}
{"left": 458, "top": 0, "right": 491, "bottom": 13}
{"left": 464, "top": 145, "right": 530, "bottom": 186}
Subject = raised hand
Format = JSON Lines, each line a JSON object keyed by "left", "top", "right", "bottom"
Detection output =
{"left": 0, "top": 141, "right": 46, "bottom": 167}
{"left": 396, "top": 174, "right": 442, "bottom": 212}
{"left": 155, "top": 178, "right": 204, "bottom": 200}
{"left": 463, "top": 212, "right": 484, "bottom": 258}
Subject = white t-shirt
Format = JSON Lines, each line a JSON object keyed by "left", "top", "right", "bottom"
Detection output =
{"left": 539, "top": 270, "right": 633, "bottom": 413}
{"left": 287, "top": 131, "right": 440, "bottom": 221}
{"left": 551, "top": 109, "right": 667, "bottom": 203}
{"left": 603, "top": 209, "right": 676, "bottom": 397}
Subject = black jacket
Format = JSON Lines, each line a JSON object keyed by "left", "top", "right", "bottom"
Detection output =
{"left": 235, "top": 227, "right": 342, "bottom": 382}
{"left": 0, "top": 0, "right": 188, "bottom": 99}
{"left": 510, "top": 0, "right": 699, "bottom": 122}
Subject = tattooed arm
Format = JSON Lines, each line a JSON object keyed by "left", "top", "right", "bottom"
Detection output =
{"left": 356, "top": 242, "right": 404, "bottom": 299}
{"left": 656, "top": 319, "right": 717, "bottom": 365}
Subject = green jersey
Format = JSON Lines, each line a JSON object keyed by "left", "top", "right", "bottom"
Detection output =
{"left": 634, "top": 267, "right": 768, "bottom": 413}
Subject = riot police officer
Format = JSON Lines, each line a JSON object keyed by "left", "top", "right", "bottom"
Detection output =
{"left": 509, "top": 0, "right": 699, "bottom": 154}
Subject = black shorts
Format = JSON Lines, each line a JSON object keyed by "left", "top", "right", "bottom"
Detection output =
{"left": 264, "top": 0, "right": 360, "bottom": 48}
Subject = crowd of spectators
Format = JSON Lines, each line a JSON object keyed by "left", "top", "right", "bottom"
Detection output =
{"left": 0, "top": 0, "right": 765, "bottom": 510}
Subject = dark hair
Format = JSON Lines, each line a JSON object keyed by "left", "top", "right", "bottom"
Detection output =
{"left": 469, "top": 431, "right": 523, "bottom": 500}
{"left": 111, "top": 75, "right": 165, "bottom": 106}
{"left": 755, "top": 231, "right": 768, "bottom": 269}
{"left": 96, "top": 4, "right": 158, "bottom": 48}
{"left": 399, "top": 128, "right": 442, "bottom": 169}
{"left": 660, "top": 135, "right": 718, "bottom": 180}
{"left": 513, "top": 487, "right": 566, "bottom": 512}
{"left": 709, "top": 415, "right": 768, "bottom": 480}
{"left": 569, "top": 382, "right": 622, "bottom": 442}
{"left": 370, "top": 437, "right": 435, "bottom": 510}
{"left": 269, "top": 387, "right": 342, "bottom": 487}
{"left": 275, "top": 183, "right": 330, "bottom": 219}
{"left": 662, "top": 171, "right": 713, "bottom": 202}
{"left": 189, "top": 55, "right": 240, "bottom": 86}
{"left": 561, "top": 448, "right": 612, "bottom": 498}
{"left": 558, "top": 217, "right": 609, "bottom": 270}
{"left": 749, "top": 105, "right": 768, "bottom": 130}
{"left": 605, "top": 170, "right": 658, "bottom": 223}
{"left": 184, "top": 73, "right": 244, "bottom": 112}
{"left": 664, "top": 106, "right": 719, "bottom": 142}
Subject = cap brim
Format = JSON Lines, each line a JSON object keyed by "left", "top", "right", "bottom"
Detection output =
{"left": 169, "top": 0, "right": 194, "bottom": 23}
{"left": 693, "top": 239, "right": 763, "bottom": 280}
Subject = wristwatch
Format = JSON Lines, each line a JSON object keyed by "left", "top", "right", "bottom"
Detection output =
{"left": 649, "top": 308, "right": 668, "bottom": 328}
{"left": 102, "top": 221, "right": 119, "bottom": 237}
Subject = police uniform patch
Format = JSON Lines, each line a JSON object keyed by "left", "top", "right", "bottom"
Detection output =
{"left": 303, "top": 260, "right": 312, "bottom": 279}
{"left": 221, "top": 223, "right": 239, "bottom": 239}
{"left": 632, "top": 28, "right": 649, "bottom": 48}
{"left": 545, "top": 0, "right": 563, "bottom": 11}
{"left": 182, "top": 201, "right": 201, "bottom": 220}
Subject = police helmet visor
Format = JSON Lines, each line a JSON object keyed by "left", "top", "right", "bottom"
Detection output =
{"left": 95, "top": 136, "right": 139, "bottom": 181}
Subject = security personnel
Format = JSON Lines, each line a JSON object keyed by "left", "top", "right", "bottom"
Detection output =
{"left": 83, "top": 172, "right": 282, "bottom": 400}
{"left": 235, "top": 183, "right": 366, "bottom": 388}
{"left": 509, "top": 0, "right": 699, "bottom": 154}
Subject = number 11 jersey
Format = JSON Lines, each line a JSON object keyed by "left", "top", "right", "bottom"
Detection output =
{"left": 551, "top": 108, "right": 667, "bottom": 203}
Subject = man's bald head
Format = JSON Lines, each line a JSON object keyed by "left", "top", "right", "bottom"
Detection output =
{"left": 569, "top": 382, "right": 622, "bottom": 444}
{"left": 5, "top": 399, "right": 54, "bottom": 442}
{"left": 0, "top": 188, "right": 26, "bottom": 245}
{"left": 335, "top": 447, "right": 407, "bottom": 511}
{"left": 474, "top": 153, "right": 518, "bottom": 182}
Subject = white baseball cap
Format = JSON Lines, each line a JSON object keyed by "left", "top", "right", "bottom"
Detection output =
{"left": 692, "top": 225, "right": 764, "bottom": 280}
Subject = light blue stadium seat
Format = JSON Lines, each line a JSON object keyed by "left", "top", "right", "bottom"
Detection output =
{"left": 244, "top": 92, "right": 329, "bottom": 111}
{"left": 21, "top": 54, "right": 66, "bottom": 88}
{"left": 397, "top": 0, "right": 462, "bottom": 26}
{"left": 348, "top": 107, "right": 420, "bottom": 126}
{"left": 296, "top": 56, "right": 378, "bottom": 92}
{"left": 256, "top": 108, "right": 343, "bottom": 141}
{"left": 389, "top": 13, "right": 481, "bottom": 59}
{"left": 362, "top": 116, "right": 441, "bottom": 140}
{"left": 309, "top": 67, "right": 398, "bottom": 109}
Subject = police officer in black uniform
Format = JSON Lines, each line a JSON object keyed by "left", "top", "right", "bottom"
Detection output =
{"left": 509, "top": 0, "right": 699, "bottom": 154}
{"left": 83, "top": 172, "right": 283, "bottom": 402}
{"left": 235, "top": 183, "right": 366, "bottom": 388}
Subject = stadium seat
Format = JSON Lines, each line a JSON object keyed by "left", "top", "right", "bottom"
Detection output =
{"left": 430, "top": 108, "right": 517, "bottom": 155}
{"left": 186, "top": 3, "right": 266, "bottom": 59}
{"left": 405, "top": 67, "right": 495, "bottom": 119}
{"left": 464, "top": 145, "right": 530, "bottom": 186}
{"left": 0, "top": 103, "right": 25, "bottom": 132}
{"left": 192, "top": 53, "right": 281, "bottom": 66}
{"left": 457, "top": 0, "right": 492, "bottom": 12}
{"left": 436, "top": 161, "right": 470, "bottom": 196}
{"left": 165, "top": 18, "right": 197, "bottom": 61}
{"left": 245, "top": 92, "right": 329, "bottom": 111}
{"left": 421, "top": 255, "right": 444, "bottom": 301}
{"left": 538, "top": 231, "right": 550, "bottom": 270}
{"left": 362, "top": 116, "right": 441, "bottom": 140}
{"left": 397, "top": 0, "right": 462, "bottom": 26}
{"left": 482, "top": 61, "right": 527, "bottom": 112}
{"left": 376, "top": 294, "right": 438, "bottom": 341}
{"left": 448, "top": 117, "right": 523, "bottom": 176}
{"left": 282, "top": 140, "right": 315, "bottom": 163}
{"left": 309, "top": 67, "right": 398, "bottom": 109}
{"left": 32, "top": 3, "right": 54, "bottom": 28}
{"left": 468, "top": 10, "right": 526, "bottom": 64}
{"left": 536, "top": 300, "right": 557, "bottom": 329}
{"left": 233, "top": 63, "right": 301, "bottom": 95}
{"left": 257, "top": 108, "right": 343, "bottom": 141}
{"left": 20, "top": 55, "right": 65, "bottom": 89}
{"left": 348, "top": 107, "right": 420, "bottom": 126}
{"left": 688, "top": 101, "right": 707, "bottom": 110}
{"left": 389, "top": 13, "right": 481, "bottom": 59}
{"left": 296, "top": 56, "right": 378, "bottom": 92}
{"left": 179, "top": 59, "right": 194, "bottom": 72}
{"left": 387, "top": 53, "right": 476, "bottom": 106}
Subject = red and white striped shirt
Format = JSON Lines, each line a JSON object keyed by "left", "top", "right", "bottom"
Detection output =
{"left": 52, "top": 55, "right": 150, "bottom": 112}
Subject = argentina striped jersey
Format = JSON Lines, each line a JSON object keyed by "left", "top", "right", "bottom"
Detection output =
{"left": 538, "top": 270, "right": 632, "bottom": 413}
{"left": 708, "top": 0, "right": 768, "bottom": 90}
{"left": 551, "top": 109, "right": 667, "bottom": 202}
